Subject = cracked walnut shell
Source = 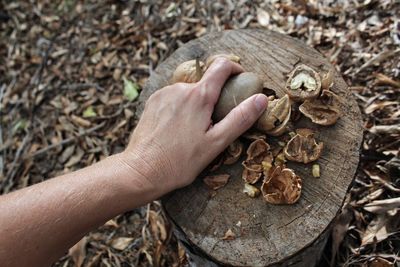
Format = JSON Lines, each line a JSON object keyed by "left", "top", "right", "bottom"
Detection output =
{"left": 256, "top": 94, "right": 291, "bottom": 136}
{"left": 261, "top": 166, "right": 302, "bottom": 205}
{"left": 285, "top": 64, "right": 321, "bottom": 101}
{"left": 224, "top": 140, "right": 244, "bottom": 165}
{"left": 242, "top": 139, "right": 272, "bottom": 184}
{"left": 284, "top": 128, "right": 324, "bottom": 164}
{"left": 299, "top": 90, "right": 342, "bottom": 126}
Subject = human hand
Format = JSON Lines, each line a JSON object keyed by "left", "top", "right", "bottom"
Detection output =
{"left": 119, "top": 58, "right": 268, "bottom": 198}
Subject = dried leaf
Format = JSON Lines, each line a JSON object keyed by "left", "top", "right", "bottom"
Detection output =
{"left": 111, "top": 237, "right": 133, "bottom": 251}
{"left": 365, "top": 101, "right": 398, "bottom": 114}
{"left": 65, "top": 148, "right": 84, "bottom": 167}
{"left": 361, "top": 214, "right": 389, "bottom": 246}
{"left": 364, "top": 197, "right": 400, "bottom": 214}
{"left": 69, "top": 237, "right": 87, "bottom": 267}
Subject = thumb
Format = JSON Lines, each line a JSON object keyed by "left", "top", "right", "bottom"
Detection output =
{"left": 209, "top": 93, "right": 268, "bottom": 150}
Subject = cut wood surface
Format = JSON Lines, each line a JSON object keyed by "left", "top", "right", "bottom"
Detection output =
{"left": 138, "top": 29, "right": 363, "bottom": 266}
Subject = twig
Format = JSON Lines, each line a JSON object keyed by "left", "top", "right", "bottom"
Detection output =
{"left": 147, "top": 31, "right": 153, "bottom": 76}
{"left": 355, "top": 49, "right": 400, "bottom": 74}
{"left": 2, "top": 134, "right": 31, "bottom": 193}
{"left": 0, "top": 84, "right": 6, "bottom": 177}
{"left": 25, "top": 122, "right": 105, "bottom": 159}
{"left": 369, "top": 124, "right": 400, "bottom": 135}
{"left": 61, "top": 83, "right": 104, "bottom": 91}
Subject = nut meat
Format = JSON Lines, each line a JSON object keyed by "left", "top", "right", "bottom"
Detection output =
{"left": 285, "top": 64, "right": 321, "bottom": 101}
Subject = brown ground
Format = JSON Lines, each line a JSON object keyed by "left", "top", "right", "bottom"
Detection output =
{"left": 1, "top": 1, "right": 399, "bottom": 266}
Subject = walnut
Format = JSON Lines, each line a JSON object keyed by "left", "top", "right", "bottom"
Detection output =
{"left": 256, "top": 94, "right": 291, "bottom": 136}
{"left": 299, "top": 90, "right": 342, "bottom": 126}
{"left": 285, "top": 64, "right": 321, "bottom": 101}
{"left": 171, "top": 59, "right": 204, "bottom": 83}
{"left": 205, "top": 54, "right": 240, "bottom": 69}
{"left": 284, "top": 128, "right": 324, "bottom": 163}
{"left": 261, "top": 166, "right": 302, "bottom": 205}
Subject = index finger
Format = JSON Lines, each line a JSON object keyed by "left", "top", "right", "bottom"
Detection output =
{"left": 198, "top": 57, "right": 244, "bottom": 104}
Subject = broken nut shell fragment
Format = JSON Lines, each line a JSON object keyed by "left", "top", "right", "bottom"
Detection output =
{"left": 224, "top": 140, "right": 244, "bottom": 165}
{"left": 285, "top": 64, "right": 321, "bottom": 101}
{"left": 171, "top": 59, "right": 204, "bottom": 83}
{"left": 256, "top": 94, "right": 291, "bottom": 136}
{"left": 242, "top": 139, "right": 272, "bottom": 184}
{"left": 299, "top": 90, "right": 342, "bottom": 126}
{"left": 321, "top": 68, "right": 334, "bottom": 90}
{"left": 284, "top": 128, "right": 324, "bottom": 164}
{"left": 261, "top": 166, "right": 302, "bottom": 205}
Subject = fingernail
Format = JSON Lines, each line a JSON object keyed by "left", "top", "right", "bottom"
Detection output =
{"left": 254, "top": 94, "right": 268, "bottom": 112}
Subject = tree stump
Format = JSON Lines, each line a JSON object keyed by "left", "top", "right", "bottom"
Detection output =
{"left": 138, "top": 30, "right": 363, "bottom": 266}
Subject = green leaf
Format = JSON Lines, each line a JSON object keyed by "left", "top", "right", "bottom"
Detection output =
{"left": 12, "top": 119, "right": 27, "bottom": 134}
{"left": 123, "top": 77, "right": 139, "bottom": 101}
{"left": 83, "top": 106, "right": 97, "bottom": 118}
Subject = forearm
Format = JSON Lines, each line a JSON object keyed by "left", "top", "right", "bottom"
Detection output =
{"left": 0, "top": 153, "right": 155, "bottom": 267}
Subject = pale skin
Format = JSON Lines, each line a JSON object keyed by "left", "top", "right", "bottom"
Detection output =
{"left": 0, "top": 58, "right": 268, "bottom": 267}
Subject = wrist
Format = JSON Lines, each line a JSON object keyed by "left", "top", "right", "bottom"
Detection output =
{"left": 110, "top": 151, "right": 162, "bottom": 205}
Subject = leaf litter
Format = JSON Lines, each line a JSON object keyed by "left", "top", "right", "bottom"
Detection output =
{"left": 0, "top": 0, "right": 399, "bottom": 266}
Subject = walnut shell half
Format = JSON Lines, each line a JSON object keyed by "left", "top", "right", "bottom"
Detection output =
{"left": 284, "top": 128, "right": 323, "bottom": 163}
{"left": 223, "top": 140, "right": 244, "bottom": 165}
{"left": 299, "top": 90, "right": 342, "bottom": 126}
{"left": 242, "top": 139, "right": 272, "bottom": 184}
{"left": 256, "top": 94, "right": 291, "bottom": 136}
{"left": 261, "top": 166, "right": 302, "bottom": 205}
{"left": 285, "top": 64, "right": 321, "bottom": 101}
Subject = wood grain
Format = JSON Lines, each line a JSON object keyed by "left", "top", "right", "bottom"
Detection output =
{"left": 138, "top": 29, "right": 363, "bottom": 266}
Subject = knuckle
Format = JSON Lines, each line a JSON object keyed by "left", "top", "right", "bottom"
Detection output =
{"left": 193, "top": 82, "right": 212, "bottom": 103}
{"left": 212, "top": 57, "right": 231, "bottom": 70}
{"left": 207, "top": 129, "right": 226, "bottom": 148}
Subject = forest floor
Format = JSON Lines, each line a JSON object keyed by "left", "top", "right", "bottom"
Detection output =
{"left": 1, "top": 1, "right": 399, "bottom": 266}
